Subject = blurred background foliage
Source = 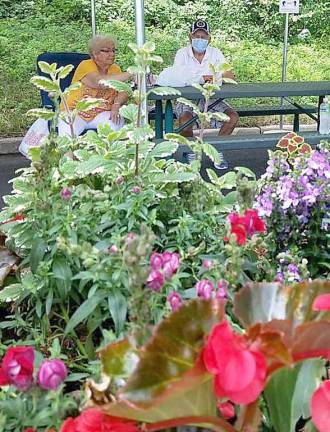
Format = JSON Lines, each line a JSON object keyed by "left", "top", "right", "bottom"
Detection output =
{"left": 0, "top": 0, "right": 329, "bottom": 135}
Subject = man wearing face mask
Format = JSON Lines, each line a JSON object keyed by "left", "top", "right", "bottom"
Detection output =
{"left": 174, "top": 20, "right": 239, "bottom": 148}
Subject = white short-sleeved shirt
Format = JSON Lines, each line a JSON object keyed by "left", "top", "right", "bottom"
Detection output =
{"left": 174, "top": 46, "right": 227, "bottom": 78}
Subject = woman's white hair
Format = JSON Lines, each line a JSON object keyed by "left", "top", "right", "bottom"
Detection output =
{"left": 88, "top": 35, "right": 117, "bottom": 56}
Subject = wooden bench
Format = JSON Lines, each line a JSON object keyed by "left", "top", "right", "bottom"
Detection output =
{"left": 149, "top": 104, "right": 318, "bottom": 134}
{"left": 157, "top": 131, "right": 329, "bottom": 163}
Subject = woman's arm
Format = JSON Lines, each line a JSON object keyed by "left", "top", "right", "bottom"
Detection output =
{"left": 81, "top": 71, "right": 132, "bottom": 89}
{"left": 110, "top": 91, "right": 129, "bottom": 124}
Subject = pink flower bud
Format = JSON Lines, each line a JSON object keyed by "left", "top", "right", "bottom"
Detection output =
{"left": 115, "top": 176, "right": 125, "bottom": 185}
{"left": 109, "top": 245, "right": 118, "bottom": 254}
{"left": 162, "top": 252, "right": 180, "bottom": 279}
{"left": 202, "top": 259, "right": 214, "bottom": 269}
{"left": 216, "top": 279, "right": 228, "bottom": 300}
{"left": 125, "top": 232, "right": 136, "bottom": 244}
{"left": 218, "top": 401, "right": 235, "bottom": 419}
{"left": 167, "top": 292, "right": 183, "bottom": 312}
{"left": 147, "top": 270, "right": 165, "bottom": 292}
{"left": 150, "top": 252, "right": 163, "bottom": 270}
{"left": 131, "top": 186, "right": 141, "bottom": 194}
{"left": 60, "top": 187, "right": 72, "bottom": 201}
{"left": 37, "top": 359, "right": 67, "bottom": 390}
{"left": 196, "top": 279, "right": 214, "bottom": 299}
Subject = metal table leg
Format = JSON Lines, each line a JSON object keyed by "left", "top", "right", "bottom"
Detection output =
{"left": 164, "top": 100, "right": 174, "bottom": 133}
{"left": 155, "top": 100, "right": 163, "bottom": 139}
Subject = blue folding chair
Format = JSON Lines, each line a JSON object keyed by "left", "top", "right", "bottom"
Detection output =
{"left": 37, "top": 51, "right": 90, "bottom": 108}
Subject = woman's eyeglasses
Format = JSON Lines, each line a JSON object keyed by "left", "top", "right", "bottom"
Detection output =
{"left": 100, "top": 48, "right": 117, "bottom": 54}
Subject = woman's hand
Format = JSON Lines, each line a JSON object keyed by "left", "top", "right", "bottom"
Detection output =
{"left": 110, "top": 103, "right": 121, "bottom": 124}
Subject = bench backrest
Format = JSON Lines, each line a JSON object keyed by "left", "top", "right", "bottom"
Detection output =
{"left": 36, "top": 52, "right": 90, "bottom": 108}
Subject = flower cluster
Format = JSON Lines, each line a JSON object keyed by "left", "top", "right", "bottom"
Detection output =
{"left": 146, "top": 251, "right": 180, "bottom": 291}
{"left": 195, "top": 278, "right": 228, "bottom": 300}
{"left": 224, "top": 208, "right": 266, "bottom": 245}
{"left": 0, "top": 346, "right": 67, "bottom": 391}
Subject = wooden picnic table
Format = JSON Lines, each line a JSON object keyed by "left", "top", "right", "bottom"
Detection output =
{"left": 148, "top": 81, "right": 330, "bottom": 139}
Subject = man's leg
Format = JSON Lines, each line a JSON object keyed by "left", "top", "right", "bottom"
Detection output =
{"left": 179, "top": 111, "right": 194, "bottom": 137}
{"left": 219, "top": 108, "right": 239, "bottom": 135}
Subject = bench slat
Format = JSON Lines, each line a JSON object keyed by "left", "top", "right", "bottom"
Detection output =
{"left": 235, "top": 104, "right": 317, "bottom": 117}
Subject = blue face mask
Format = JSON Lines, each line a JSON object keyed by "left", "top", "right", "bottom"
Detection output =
{"left": 191, "top": 38, "right": 209, "bottom": 53}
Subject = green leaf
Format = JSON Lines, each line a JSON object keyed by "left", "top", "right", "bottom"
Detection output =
{"left": 202, "top": 143, "right": 221, "bottom": 164}
{"left": 57, "top": 64, "right": 74, "bottom": 80}
{"left": 64, "top": 293, "right": 103, "bottom": 335}
{"left": 150, "top": 142, "right": 178, "bottom": 158}
{"left": 143, "top": 41, "right": 156, "bottom": 52}
{"left": 26, "top": 108, "right": 54, "bottom": 121}
{"left": 30, "top": 238, "right": 47, "bottom": 272}
{"left": 148, "top": 87, "right": 181, "bottom": 97}
{"left": 264, "top": 359, "right": 324, "bottom": 432}
{"left": 37, "top": 61, "right": 55, "bottom": 75}
{"left": 234, "top": 166, "right": 256, "bottom": 179}
{"left": 119, "top": 104, "right": 138, "bottom": 122}
{"left": 127, "top": 125, "right": 154, "bottom": 143}
{"left": 75, "top": 98, "right": 103, "bottom": 112}
{"left": 52, "top": 257, "right": 72, "bottom": 297}
{"left": 100, "top": 338, "right": 139, "bottom": 378}
{"left": 154, "top": 172, "right": 197, "bottom": 183}
{"left": 206, "top": 168, "right": 219, "bottom": 184}
{"left": 176, "top": 98, "right": 200, "bottom": 114}
{"left": 108, "top": 291, "right": 127, "bottom": 336}
{"left": 63, "top": 82, "right": 81, "bottom": 94}
{"left": 0, "top": 248, "right": 20, "bottom": 287}
{"left": 30, "top": 76, "right": 59, "bottom": 92}
{"left": 0, "top": 284, "right": 23, "bottom": 303}
{"left": 164, "top": 133, "right": 192, "bottom": 147}
{"left": 99, "top": 79, "right": 132, "bottom": 94}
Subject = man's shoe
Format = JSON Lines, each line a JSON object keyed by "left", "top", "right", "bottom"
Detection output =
{"left": 214, "top": 152, "right": 228, "bottom": 170}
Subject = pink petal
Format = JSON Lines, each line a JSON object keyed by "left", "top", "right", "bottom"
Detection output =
{"left": 312, "top": 294, "right": 330, "bottom": 311}
{"left": 218, "top": 402, "right": 235, "bottom": 419}
{"left": 220, "top": 349, "right": 257, "bottom": 392}
{"left": 311, "top": 381, "right": 330, "bottom": 432}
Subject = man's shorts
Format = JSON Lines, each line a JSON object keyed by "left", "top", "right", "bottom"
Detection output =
{"left": 175, "top": 99, "right": 231, "bottom": 129}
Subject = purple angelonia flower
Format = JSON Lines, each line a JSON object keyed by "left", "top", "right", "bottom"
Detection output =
{"left": 274, "top": 271, "right": 284, "bottom": 283}
{"left": 167, "top": 292, "right": 183, "bottom": 312}
{"left": 195, "top": 279, "right": 214, "bottom": 299}
{"left": 37, "top": 359, "right": 67, "bottom": 390}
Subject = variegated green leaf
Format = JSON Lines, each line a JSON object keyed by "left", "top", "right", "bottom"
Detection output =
{"left": 38, "top": 61, "right": 55, "bottom": 75}
{"left": 177, "top": 98, "right": 200, "bottom": 114}
{"left": 164, "top": 133, "right": 192, "bottom": 147}
{"left": 57, "top": 64, "right": 74, "bottom": 80}
{"left": 202, "top": 143, "right": 221, "bottom": 164}
{"left": 99, "top": 80, "right": 132, "bottom": 94}
{"left": 26, "top": 108, "right": 54, "bottom": 120}
{"left": 150, "top": 142, "right": 178, "bottom": 158}
{"left": 75, "top": 98, "right": 103, "bottom": 112}
{"left": 30, "top": 76, "right": 60, "bottom": 92}
{"left": 148, "top": 87, "right": 181, "bottom": 97}
{"left": 154, "top": 172, "right": 197, "bottom": 183}
{"left": 63, "top": 82, "right": 81, "bottom": 94}
{"left": 223, "top": 77, "right": 237, "bottom": 85}
{"left": 210, "top": 112, "right": 230, "bottom": 122}
{"left": 206, "top": 168, "right": 219, "bottom": 184}
{"left": 119, "top": 104, "right": 138, "bottom": 122}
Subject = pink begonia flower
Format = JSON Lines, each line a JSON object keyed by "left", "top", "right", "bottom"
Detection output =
{"left": 0, "top": 346, "right": 35, "bottom": 391}
{"left": 60, "top": 187, "right": 72, "bottom": 201}
{"left": 312, "top": 293, "right": 330, "bottom": 311}
{"left": 167, "top": 292, "right": 183, "bottom": 312}
{"left": 203, "top": 321, "right": 267, "bottom": 404}
{"left": 147, "top": 270, "right": 165, "bottom": 292}
{"left": 37, "top": 359, "right": 67, "bottom": 390}
{"left": 196, "top": 279, "right": 214, "bottom": 300}
{"left": 310, "top": 379, "right": 330, "bottom": 432}
{"left": 216, "top": 279, "right": 228, "bottom": 300}
{"left": 162, "top": 252, "right": 180, "bottom": 278}
{"left": 202, "top": 259, "right": 214, "bottom": 269}
{"left": 150, "top": 252, "right": 163, "bottom": 271}
{"left": 217, "top": 401, "right": 235, "bottom": 419}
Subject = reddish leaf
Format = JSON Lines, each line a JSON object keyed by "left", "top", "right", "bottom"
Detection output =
{"left": 285, "top": 132, "right": 297, "bottom": 139}
{"left": 235, "top": 400, "right": 261, "bottom": 432}
{"left": 100, "top": 338, "right": 139, "bottom": 378}
{"left": 292, "top": 135, "right": 304, "bottom": 144}
{"left": 299, "top": 143, "right": 312, "bottom": 154}
{"left": 277, "top": 138, "right": 289, "bottom": 148}
{"left": 288, "top": 143, "right": 298, "bottom": 154}
{"left": 118, "top": 299, "right": 224, "bottom": 408}
{"left": 292, "top": 321, "right": 330, "bottom": 362}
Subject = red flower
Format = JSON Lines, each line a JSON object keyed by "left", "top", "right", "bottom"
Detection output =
{"left": 23, "top": 429, "right": 37, "bottom": 432}
{"left": 312, "top": 294, "right": 330, "bottom": 311}
{"left": 0, "top": 346, "right": 34, "bottom": 390}
{"left": 310, "top": 379, "right": 330, "bottom": 432}
{"left": 225, "top": 209, "right": 265, "bottom": 245}
{"left": 60, "top": 408, "right": 140, "bottom": 432}
{"left": 203, "top": 321, "right": 267, "bottom": 404}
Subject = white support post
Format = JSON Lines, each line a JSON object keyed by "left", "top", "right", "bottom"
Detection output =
{"left": 91, "top": 0, "right": 96, "bottom": 36}
{"left": 280, "top": 12, "right": 289, "bottom": 130}
{"left": 135, "top": 0, "right": 148, "bottom": 125}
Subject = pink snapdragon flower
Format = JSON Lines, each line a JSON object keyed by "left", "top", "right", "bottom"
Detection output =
{"left": 202, "top": 259, "right": 214, "bottom": 269}
{"left": 167, "top": 292, "right": 183, "bottom": 312}
{"left": 37, "top": 359, "right": 67, "bottom": 390}
{"left": 161, "top": 252, "right": 180, "bottom": 278}
{"left": 60, "top": 187, "right": 72, "bottom": 201}
{"left": 195, "top": 279, "right": 214, "bottom": 300}
{"left": 147, "top": 251, "right": 180, "bottom": 291}
{"left": 216, "top": 279, "right": 228, "bottom": 300}
{"left": 131, "top": 186, "right": 141, "bottom": 194}
{"left": 109, "top": 245, "right": 118, "bottom": 254}
{"left": 147, "top": 270, "right": 165, "bottom": 292}
{"left": 0, "top": 346, "right": 34, "bottom": 390}
{"left": 312, "top": 294, "right": 330, "bottom": 311}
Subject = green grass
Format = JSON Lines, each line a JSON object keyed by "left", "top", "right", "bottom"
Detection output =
{"left": 1, "top": 17, "right": 330, "bottom": 136}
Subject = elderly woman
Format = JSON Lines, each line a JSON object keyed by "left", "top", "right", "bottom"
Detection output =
{"left": 58, "top": 35, "right": 131, "bottom": 137}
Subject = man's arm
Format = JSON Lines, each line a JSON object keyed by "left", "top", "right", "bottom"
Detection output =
{"left": 81, "top": 71, "right": 132, "bottom": 89}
